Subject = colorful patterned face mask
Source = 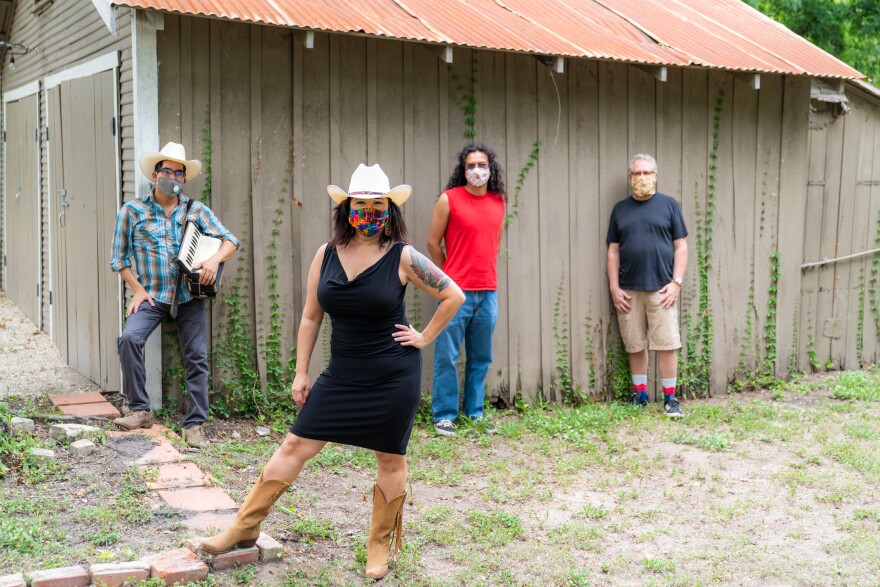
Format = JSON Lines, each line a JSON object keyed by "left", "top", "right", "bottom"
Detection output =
{"left": 465, "top": 166, "right": 491, "bottom": 187}
{"left": 630, "top": 173, "right": 656, "bottom": 198}
{"left": 348, "top": 207, "right": 389, "bottom": 237}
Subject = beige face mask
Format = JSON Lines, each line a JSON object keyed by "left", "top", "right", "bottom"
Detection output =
{"left": 631, "top": 173, "right": 656, "bottom": 198}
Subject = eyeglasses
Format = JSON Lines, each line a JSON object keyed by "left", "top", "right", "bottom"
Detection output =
{"left": 158, "top": 167, "right": 186, "bottom": 180}
{"left": 465, "top": 163, "right": 490, "bottom": 170}
{"left": 629, "top": 170, "right": 656, "bottom": 176}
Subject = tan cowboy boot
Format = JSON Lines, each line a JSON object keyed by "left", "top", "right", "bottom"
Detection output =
{"left": 200, "top": 473, "right": 290, "bottom": 554}
{"left": 365, "top": 484, "right": 406, "bottom": 579}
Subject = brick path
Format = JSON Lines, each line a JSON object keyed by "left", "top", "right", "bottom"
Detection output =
{"left": 4, "top": 392, "right": 283, "bottom": 587}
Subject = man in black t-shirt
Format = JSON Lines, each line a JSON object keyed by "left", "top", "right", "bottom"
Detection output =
{"left": 607, "top": 154, "right": 688, "bottom": 417}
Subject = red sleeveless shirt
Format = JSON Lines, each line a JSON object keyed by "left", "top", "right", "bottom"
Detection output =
{"left": 442, "top": 186, "right": 505, "bottom": 290}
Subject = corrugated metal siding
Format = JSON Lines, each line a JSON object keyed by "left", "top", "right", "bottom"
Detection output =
{"left": 113, "top": 0, "right": 862, "bottom": 78}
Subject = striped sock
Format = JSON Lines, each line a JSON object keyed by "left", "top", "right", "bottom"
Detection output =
{"left": 632, "top": 374, "right": 648, "bottom": 403}
{"left": 661, "top": 377, "right": 677, "bottom": 400}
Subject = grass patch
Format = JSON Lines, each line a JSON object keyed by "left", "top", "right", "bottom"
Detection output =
{"left": 668, "top": 429, "right": 731, "bottom": 451}
{"left": 831, "top": 371, "right": 880, "bottom": 401}
{"left": 466, "top": 509, "right": 523, "bottom": 545}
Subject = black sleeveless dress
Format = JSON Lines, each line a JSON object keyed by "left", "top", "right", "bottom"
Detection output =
{"left": 290, "top": 242, "right": 422, "bottom": 455}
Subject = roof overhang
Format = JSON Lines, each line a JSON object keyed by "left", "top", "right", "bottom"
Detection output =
{"left": 107, "top": 0, "right": 863, "bottom": 79}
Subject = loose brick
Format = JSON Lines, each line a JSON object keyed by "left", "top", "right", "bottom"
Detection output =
{"left": 59, "top": 402, "right": 121, "bottom": 419}
{"left": 139, "top": 548, "right": 196, "bottom": 567}
{"left": 0, "top": 573, "right": 26, "bottom": 587}
{"left": 30, "top": 448, "right": 56, "bottom": 464}
{"left": 257, "top": 532, "right": 285, "bottom": 561}
{"left": 208, "top": 546, "right": 259, "bottom": 570}
{"left": 150, "top": 558, "right": 209, "bottom": 585}
{"left": 49, "top": 392, "right": 106, "bottom": 406}
{"left": 157, "top": 487, "right": 236, "bottom": 511}
{"left": 134, "top": 442, "right": 183, "bottom": 465}
{"left": 50, "top": 424, "right": 102, "bottom": 444}
{"left": 89, "top": 562, "right": 150, "bottom": 587}
{"left": 29, "top": 565, "right": 89, "bottom": 587}
{"left": 145, "top": 462, "right": 208, "bottom": 490}
{"left": 9, "top": 417, "right": 35, "bottom": 434}
{"left": 69, "top": 439, "right": 96, "bottom": 457}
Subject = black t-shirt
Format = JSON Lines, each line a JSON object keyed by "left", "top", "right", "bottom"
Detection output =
{"left": 606, "top": 192, "right": 688, "bottom": 291}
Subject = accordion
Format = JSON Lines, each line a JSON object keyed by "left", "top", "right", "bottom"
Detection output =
{"left": 174, "top": 222, "right": 225, "bottom": 298}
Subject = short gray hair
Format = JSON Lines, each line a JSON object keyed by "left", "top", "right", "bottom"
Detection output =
{"left": 629, "top": 154, "right": 658, "bottom": 173}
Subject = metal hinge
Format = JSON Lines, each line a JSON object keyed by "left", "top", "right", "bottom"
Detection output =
{"left": 45, "top": 127, "right": 49, "bottom": 141}
{"left": 110, "top": 117, "right": 116, "bottom": 136}
{"left": 35, "top": 127, "right": 39, "bottom": 141}
{"left": 2, "top": 131, "right": 5, "bottom": 142}
{"left": 2, "top": 254, "right": 5, "bottom": 267}
{"left": 49, "top": 290, "right": 53, "bottom": 305}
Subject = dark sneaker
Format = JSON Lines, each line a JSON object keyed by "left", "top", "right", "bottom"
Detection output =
{"left": 631, "top": 393, "right": 648, "bottom": 407}
{"left": 434, "top": 419, "right": 456, "bottom": 436}
{"left": 664, "top": 396, "right": 683, "bottom": 418}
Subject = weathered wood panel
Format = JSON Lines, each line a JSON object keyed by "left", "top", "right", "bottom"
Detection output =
{"left": 775, "top": 76, "right": 810, "bottom": 378}
{"left": 150, "top": 18, "right": 880, "bottom": 404}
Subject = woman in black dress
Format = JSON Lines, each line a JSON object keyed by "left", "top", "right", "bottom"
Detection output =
{"left": 201, "top": 164, "right": 465, "bottom": 579}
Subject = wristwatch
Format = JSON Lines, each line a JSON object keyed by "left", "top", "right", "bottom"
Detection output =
{"left": 673, "top": 277, "right": 683, "bottom": 287}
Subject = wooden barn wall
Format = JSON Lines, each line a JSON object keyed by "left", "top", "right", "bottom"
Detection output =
{"left": 158, "top": 16, "right": 830, "bottom": 403}
{"left": 2, "top": 0, "right": 132, "bottom": 331}
{"left": 800, "top": 90, "right": 880, "bottom": 373}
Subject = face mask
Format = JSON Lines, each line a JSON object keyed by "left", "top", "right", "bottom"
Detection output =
{"left": 630, "top": 173, "right": 656, "bottom": 198}
{"left": 157, "top": 177, "right": 184, "bottom": 196}
{"left": 348, "top": 207, "right": 389, "bottom": 237}
{"left": 465, "top": 167, "right": 491, "bottom": 187}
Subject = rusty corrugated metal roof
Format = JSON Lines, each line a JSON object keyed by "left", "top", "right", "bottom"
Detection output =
{"left": 110, "top": 0, "right": 863, "bottom": 78}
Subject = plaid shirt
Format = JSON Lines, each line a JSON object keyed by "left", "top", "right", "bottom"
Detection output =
{"left": 110, "top": 194, "right": 240, "bottom": 305}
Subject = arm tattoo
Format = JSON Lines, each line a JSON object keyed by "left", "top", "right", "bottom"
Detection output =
{"left": 409, "top": 248, "right": 451, "bottom": 292}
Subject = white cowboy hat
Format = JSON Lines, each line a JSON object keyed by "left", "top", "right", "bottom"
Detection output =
{"left": 327, "top": 163, "right": 412, "bottom": 206}
{"left": 139, "top": 142, "right": 203, "bottom": 181}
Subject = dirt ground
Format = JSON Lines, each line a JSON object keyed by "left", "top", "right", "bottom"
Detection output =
{"left": 0, "top": 293, "right": 99, "bottom": 396}
{"left": 3, "top": 292, "right": 880, "bottom": 585}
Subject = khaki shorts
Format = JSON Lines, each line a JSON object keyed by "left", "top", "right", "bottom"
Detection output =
{"left": 617, "top": 290, "right": 681, "bottom": 353}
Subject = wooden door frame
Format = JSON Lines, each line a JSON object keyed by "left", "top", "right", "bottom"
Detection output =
{"left": 2, "top": 82, "right": 42, "bottom": 328}
{"left": 44, "top": 52, "right": 122, "bottom": 388}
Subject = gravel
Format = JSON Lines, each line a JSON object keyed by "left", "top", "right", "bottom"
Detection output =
{"left": 0, "top": 291, "right": 100, "bottom": 397}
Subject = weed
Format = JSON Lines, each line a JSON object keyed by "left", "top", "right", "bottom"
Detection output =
{"left": 643, "top": 557, "right": 676, "bottom": 573}
{"left": 832, "top": 371, "right": 880, "bottom": 401}
{"left": 580, "top": 504, "right": 610, "bottom": 520}
{"left": 466, "top": 509, "right": 523, "bottom": 545}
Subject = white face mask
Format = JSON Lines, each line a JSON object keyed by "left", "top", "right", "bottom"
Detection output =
{"left": 465, "top": 167, "right": 491, "bottom": 187}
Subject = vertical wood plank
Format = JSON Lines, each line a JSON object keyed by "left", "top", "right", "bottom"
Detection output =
{"left": 830, "top": 104, "right": 860, "bottom": 366}
{"left": 752, "top": 74, "right": 783, "bottom": 380}
{"left": 708, "top": 71, "right": 734, "bottom": 394}
{"left": 775, "top": 76, "right": 810, "bottom": 377}
{"left": 598, "top": 61, "right": 630, "bottom": 399}
{"left": 679, "top": 68, "right": 708, "bottom": 396}
{"left": 729, "top": 76, "right": 759, "bottom": 378}
{"left": 505, "top": 52, "right": 541, "bottom": 401}
{"left": 299, "top": 31, "right": 333, "bottom": 379}
{"left": 409, "top": 45, "right": 443, "bottom": 396}
{"left": 537, "top": 64, "right": 570, "bottom": 400}
{"left": 569, "top": 59, "right": 602, "bottom": 397}
{"left": 479, "top": 49, "right": 509, "bottom": 399}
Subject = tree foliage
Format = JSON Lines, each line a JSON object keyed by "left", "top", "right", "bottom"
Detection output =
{"left": 744, "top": 0, "right": 880, "bottom": 84}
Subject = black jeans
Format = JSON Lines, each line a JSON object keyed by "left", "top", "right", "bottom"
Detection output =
{"left": 117, "top": 299, "right": 209, "bottom": 428}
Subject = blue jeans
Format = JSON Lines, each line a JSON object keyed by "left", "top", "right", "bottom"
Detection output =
{"left": 431, "top": 290, "right": 498, "bottom": 422}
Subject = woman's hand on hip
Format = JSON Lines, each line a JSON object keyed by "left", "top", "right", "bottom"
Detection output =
{"left": 393, "top": 324, "right": 429, "bottom": 349}
{"left": 291, "top": 373, "right": 311, "bottom": 407}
